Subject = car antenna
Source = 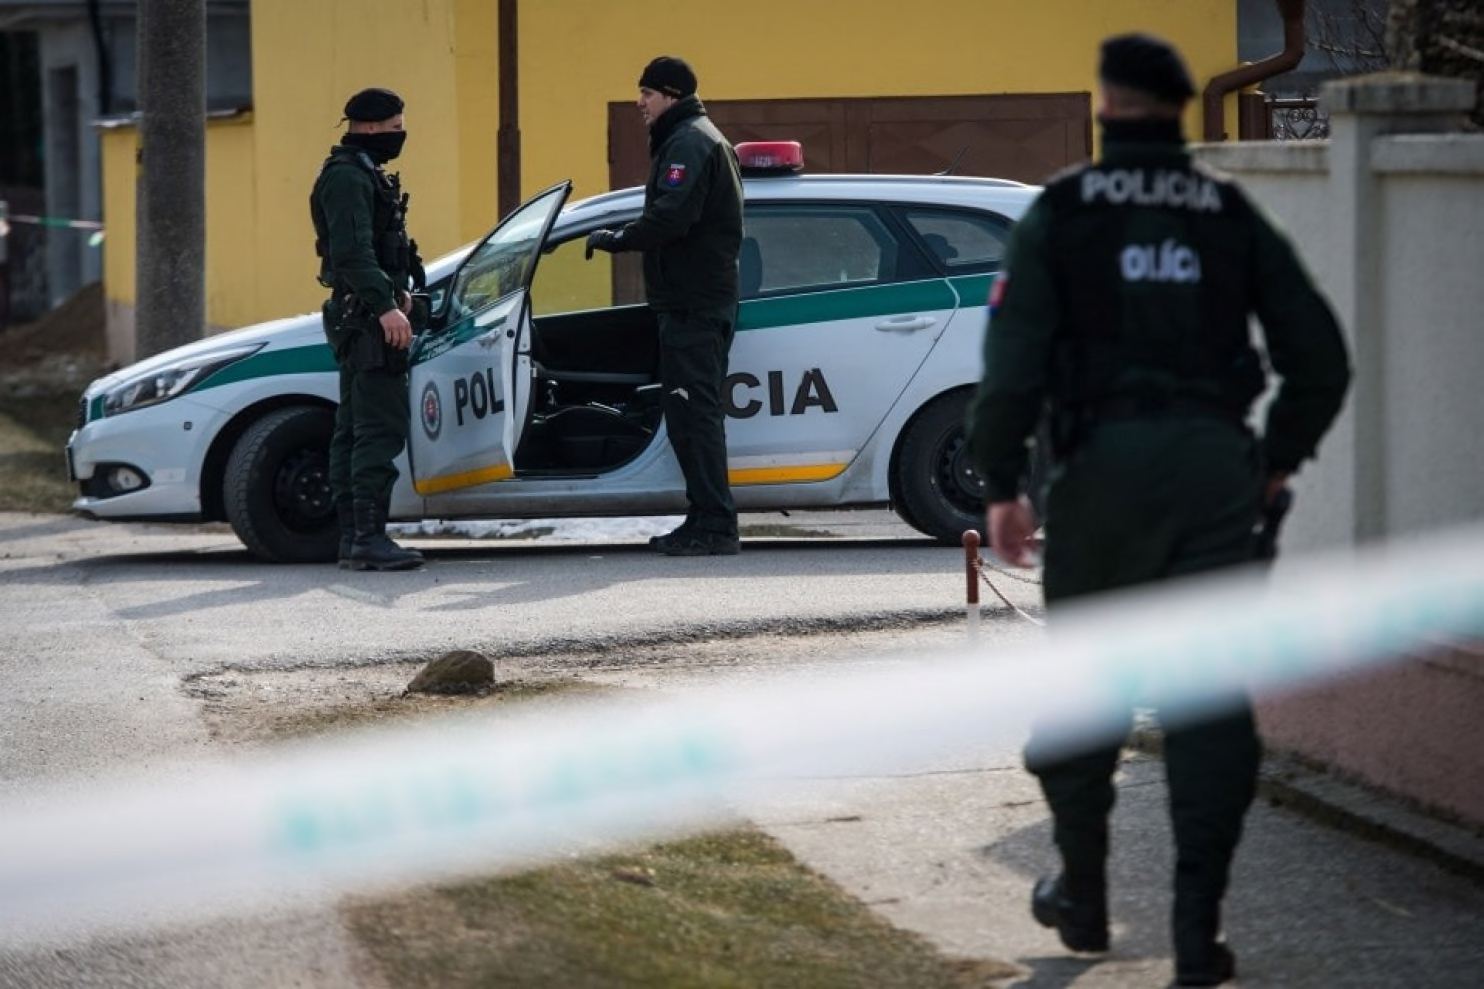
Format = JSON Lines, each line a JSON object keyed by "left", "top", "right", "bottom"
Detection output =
{"left": 935, "top": 145, "right": 971, "bottom": 176}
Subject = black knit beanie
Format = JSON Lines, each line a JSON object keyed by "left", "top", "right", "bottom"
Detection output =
{"left": 638, "top": 56, "right": 697, "bottom": 98}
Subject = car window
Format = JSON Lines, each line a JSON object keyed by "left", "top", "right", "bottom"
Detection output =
{"left": 447, "top": 183, "right": 568, "bottom": 320}
{"left": 740, "top": 205, "right": 898, "bottom": 299}
{"left": 531, "top": 225, "right": 647, "bottom": 317}
{"left": 901, "top": 208, "right": 1012, "bottom": 272}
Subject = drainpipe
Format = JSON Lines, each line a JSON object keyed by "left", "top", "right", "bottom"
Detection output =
{"left": 1203, "top": 0, "right": 1307, "bottom": 141}
{"left": 497, "top": 0, "right": 521, "bottom": 220}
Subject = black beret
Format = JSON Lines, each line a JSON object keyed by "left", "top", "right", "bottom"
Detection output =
{"left": 343, "top": 87, "right": 405, "bottom": 123}
{"left": 638, "top": 56, "right": 697, "bottom": 98}
{"left": 1098, "top": 33, "right": 1196, "bottom": 104}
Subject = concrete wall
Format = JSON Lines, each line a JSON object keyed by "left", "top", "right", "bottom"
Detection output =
{"left": 1194, "top": 74, "right": 1484, "bottom": 828}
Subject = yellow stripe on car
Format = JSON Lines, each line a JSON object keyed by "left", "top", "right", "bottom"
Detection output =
{"left": 413, "top": 462, "right": 515, "bottom": 496}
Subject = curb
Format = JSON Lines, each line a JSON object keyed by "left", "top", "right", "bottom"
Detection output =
{"left": 1130, "top": 727, "right": 1484, "bottom": 887}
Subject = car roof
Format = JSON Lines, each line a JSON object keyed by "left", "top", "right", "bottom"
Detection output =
{"left": 558, "top": 172, "right": 1041, "bottom": 228}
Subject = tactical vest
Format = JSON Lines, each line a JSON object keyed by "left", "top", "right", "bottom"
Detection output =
{"left": 310, "top": 147, "right": 415, "bottom": 292}
{"left": 1041, "top": 157, "right": 1266, "bottom": 454}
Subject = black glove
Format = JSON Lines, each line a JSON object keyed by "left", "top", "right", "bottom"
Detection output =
{"left": 585, "top": 229, "right": 622, "bottom": 260}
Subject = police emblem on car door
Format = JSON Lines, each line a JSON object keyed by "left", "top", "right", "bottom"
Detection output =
{"left": 407, "top": 182, "right": 571, "bottom": 495}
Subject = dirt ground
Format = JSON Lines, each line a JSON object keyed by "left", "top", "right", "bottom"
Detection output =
{"left": 186, "top": 620, "right": 966, "bottom": 747}
{"left": 0, "top": 280, "right": 109, "bottom": 397}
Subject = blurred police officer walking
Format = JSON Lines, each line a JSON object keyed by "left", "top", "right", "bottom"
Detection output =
{"left": 310, "top": 87, "right": 424, "bottom": 571}
{"left": 966, "top": 34, "right": 1351, "bottom": 986}
{"left": 585, "top": 56, "right": 745, "bottom": 556}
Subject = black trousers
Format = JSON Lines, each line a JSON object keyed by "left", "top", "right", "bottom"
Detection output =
{"left": 323, "top": 303, "right": 410, "bottom": 507}
{"left": 656, "top": 306, "right": 737, "bottom": 535}
{"left": 1028, "top": 418, "right": 1264, "bottom": 923}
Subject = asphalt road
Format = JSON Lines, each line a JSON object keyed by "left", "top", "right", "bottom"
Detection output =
{"left": 1, "top": 509, "right": 1008, "bottom": 783}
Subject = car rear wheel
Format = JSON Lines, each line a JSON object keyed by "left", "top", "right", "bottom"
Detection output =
{"left": 223, "top": 406, "right": 338, "bottom": 563}
{"left": 891, "top": 392, "right": 987, "bottom": 545}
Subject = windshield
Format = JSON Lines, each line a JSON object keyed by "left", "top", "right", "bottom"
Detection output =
{"left": 446, "top": 183, "right": 570, "bottom": 321}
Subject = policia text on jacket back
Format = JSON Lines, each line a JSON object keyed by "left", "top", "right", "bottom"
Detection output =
{"left": 309, "top": 87, "right": 427, "bottom": 572}
{"left": 965, "top": 34, "right": 1351, "bottom": 987}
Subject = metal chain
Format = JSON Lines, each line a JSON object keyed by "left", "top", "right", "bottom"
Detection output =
{"left": 973, "top": 555, "right": 1042, "bottom": 586}
{"left": 971, "top": 554, "right": 1046, "bottom": 627}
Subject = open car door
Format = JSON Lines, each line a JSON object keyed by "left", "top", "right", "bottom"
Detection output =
{"left": 407, "top": 182, "right": 572, "bottom": 496}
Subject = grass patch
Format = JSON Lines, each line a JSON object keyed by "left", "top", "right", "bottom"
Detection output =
{"left": 345, "top": 827, "right": 1010, "bottom": 989}
{"left": 0, "top": 408, "right": 76, "bottom": 514}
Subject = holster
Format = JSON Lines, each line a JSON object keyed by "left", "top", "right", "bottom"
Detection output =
{"left": 326, "top": 295, "right": 408, "bottom": 373}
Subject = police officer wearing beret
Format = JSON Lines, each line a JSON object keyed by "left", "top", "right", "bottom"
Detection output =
{"left": 310, "top": 87, "right": 424, "bottom": 571}
{"left": 966, "top": 34, "right": 1351, "bottom": 985}
{"left": 586, "top": 56, "right": 745, "bottom": 556}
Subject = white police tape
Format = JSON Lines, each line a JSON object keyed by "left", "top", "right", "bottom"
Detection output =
{"left": 3, "top": 523, "right": 1483, "bottom": 946}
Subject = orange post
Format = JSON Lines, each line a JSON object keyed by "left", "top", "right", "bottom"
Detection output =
{"left": 963, "top": 530, "right": 981, "bottom": 643}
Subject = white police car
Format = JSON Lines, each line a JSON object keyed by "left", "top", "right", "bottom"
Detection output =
{"left": 67, "top": 142, "right": 1040, "bottom": 562}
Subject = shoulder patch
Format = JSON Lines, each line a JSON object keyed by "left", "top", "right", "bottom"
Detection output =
{"left": 988, "top": 271, "right": 1009, "bottom": 315}
{"left": 665, "top": 163, "right": 687, "bottom": 187}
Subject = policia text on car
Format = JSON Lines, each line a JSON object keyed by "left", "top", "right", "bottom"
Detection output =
{"left": 966, "top": 34, "right": 1351, "bottom": 987}
{"left": 310, "top": 87, "right": 428, "bottom": 571}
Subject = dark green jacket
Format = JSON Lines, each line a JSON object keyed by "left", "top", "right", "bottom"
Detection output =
{"left": 612, "top": 96, "right": 743, "bottom": 312}
{"left": 309, "top": 147, "right": 408, "bottom": 317}
{"left": 967, "top": 138, "right": 1351, "bottom": 502}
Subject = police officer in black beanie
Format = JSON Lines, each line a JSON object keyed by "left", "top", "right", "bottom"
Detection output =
{"left": 967, "top": 33, "right": 1350, "bottom": 986}
{"left": 309, "top": 86, "right": 425, "bottom": 570}
{"left": 585, "top": 56, "right": 745, "bottom": 556}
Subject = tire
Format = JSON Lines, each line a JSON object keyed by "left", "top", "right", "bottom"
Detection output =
{"left": 891, "top": 392, "right": 987, "bottom": 545}
{"left": 223, "top": 406, "right": 338, "bottom": 563}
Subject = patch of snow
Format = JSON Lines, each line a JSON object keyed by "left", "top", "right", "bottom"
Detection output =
{"left": 391, "top": 516, "right": 686, "bottom": 542}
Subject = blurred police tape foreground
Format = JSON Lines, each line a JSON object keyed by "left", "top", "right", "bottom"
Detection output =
{"left": 3, "top": 524, "right": 1483, "bottom": 946}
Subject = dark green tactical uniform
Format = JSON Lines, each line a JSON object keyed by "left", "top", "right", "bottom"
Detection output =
{"left": 966, "top": 82, "right": 1351, "bottom": 982}
{"left": 309, "top": 121, "right": 423, "bottom": 570}
{"left": 593, "top": 78, "right": 744, "bottom": 555}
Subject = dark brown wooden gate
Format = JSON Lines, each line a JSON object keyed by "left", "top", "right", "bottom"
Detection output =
{"left": 607, "top": 93, "right": 1091, "bottom": 190}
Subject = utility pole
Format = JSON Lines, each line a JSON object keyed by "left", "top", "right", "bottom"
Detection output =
{"left": 135, "top": 0, "right": 205, "bottom": 358}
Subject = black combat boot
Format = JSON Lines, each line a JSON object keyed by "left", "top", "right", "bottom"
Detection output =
{"left": 349, "top": 499, "right": 423, "bottom": 571}
{"left": 1173, "top": 897, "right": 1236, "bottom": 985}
{"left": 336, "top": 502, "right": 355, "bottom": 569}
{"left": 1031, "top": 874, "right": 1110, "bottom": 953}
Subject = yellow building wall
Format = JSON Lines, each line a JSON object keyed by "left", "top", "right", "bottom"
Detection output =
{"left": 248, "top": 0, "right": 498, "bottom": 322}
{"left": 99, "top": 114, "right": 260, "bottom": 359}
{"left": 98, "top": 126, "right": 137, "bottom": 309}
{"left": 101, "top": 0, "right": 1237, "bottom": 337}
{"left": 521, "top": 0, "right": 1237, "bottom": 203}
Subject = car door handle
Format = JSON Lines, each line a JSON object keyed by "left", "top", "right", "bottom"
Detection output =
{"left": 874, "top": 315, "right": 936, "bottom": 333}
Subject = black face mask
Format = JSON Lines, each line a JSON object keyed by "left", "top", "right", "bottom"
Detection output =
{"left": 343, "top": 130, "right": 407, "bottom": 164}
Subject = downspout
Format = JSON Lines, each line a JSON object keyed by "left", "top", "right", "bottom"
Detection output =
{"left": 497, "top": 0, "right": 521, "bottom": 220}
{"left": 1203, "top": 0, "right": 1307, "bottom": 141}
{"left": 87, "top": 0, "right": 112, "bottom": 114}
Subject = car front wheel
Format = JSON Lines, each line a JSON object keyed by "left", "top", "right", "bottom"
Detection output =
{"left": 223, "top": 406, "right": 338, "bottom": 563}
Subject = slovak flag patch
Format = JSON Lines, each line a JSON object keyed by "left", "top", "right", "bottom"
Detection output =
{"left": 665, "top": 163, "right": 687, "bottom": 187}
{"left": 988, "top": 271, "right": 1009, "bottom": 315}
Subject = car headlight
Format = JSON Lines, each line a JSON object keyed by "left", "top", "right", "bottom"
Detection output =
{"left": 101, "top": 343, "right": 264, "bottom": 417}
